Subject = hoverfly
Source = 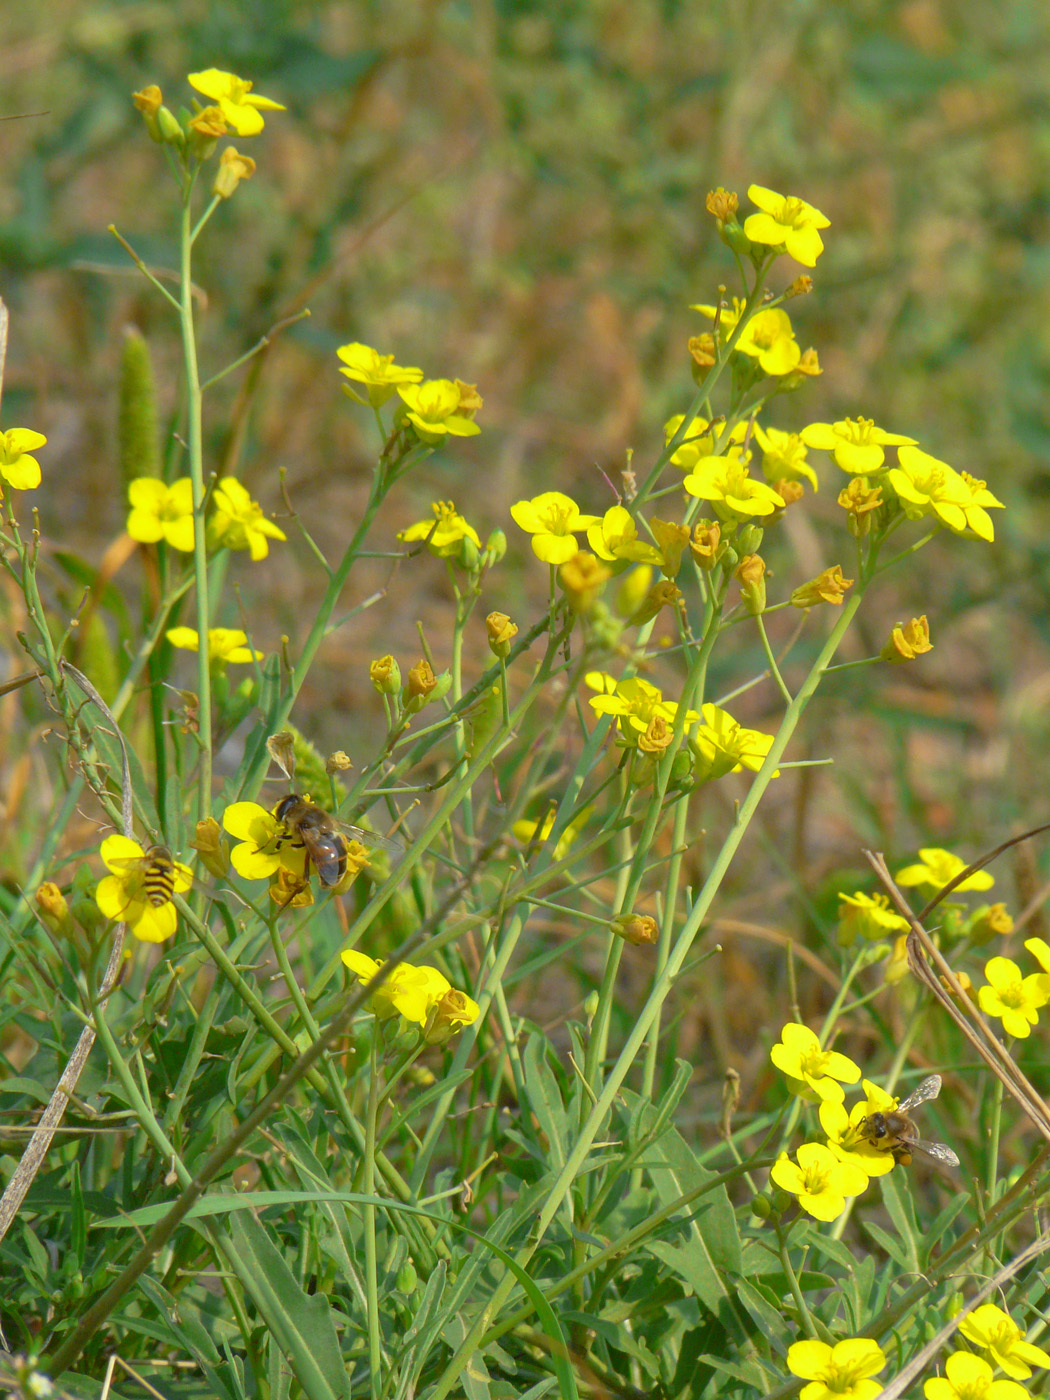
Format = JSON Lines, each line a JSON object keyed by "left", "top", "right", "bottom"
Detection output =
{"left": 858, "top": 1074, "right": 960, "bottom": 1168}
{"left": 274, "top": 793, "right": 401, "bottom": 888}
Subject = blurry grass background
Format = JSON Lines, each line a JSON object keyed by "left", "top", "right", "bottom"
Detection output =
{"left": 3, "top": 0, "right": 1050, "bottom": 1087}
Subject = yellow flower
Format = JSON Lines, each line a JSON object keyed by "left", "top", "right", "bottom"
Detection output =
{"left": 881, "top": 616, "right": 932, "bottom": 663}
{"left": 801, "top": 417, "right": 917, "bottom": 474}
{"left": 770, "top": 1143, "right": 869, "bottom": 1221}
{"left": 95, "top": 835, "right": 193, "bottom": 944}
{"left": 397, "top": 379, "right": 481, "bottom": 440}
{"left": 341, "top": 949, "right": 453, "bottom": 1027}
{"left": 958, "top": 1304, "right": 1050, "bottom": 1381}
{"left": 511, "top": 492, "right": 602, "bottom": 565}
{"left": 398, "top": 500, "right": 482, "bottom": 557}
{"left": 743, "top": 184, "right": 831, "bottom": 267}
{"left": 786, "top": 1337, "right": 886, "bottom": 1400}
{"left": 664, "top": 412, "right": 748, "bottom": 472}
{"left": 127, "top": 477, "right": 195, "bottom": 551}
{"left": 222, "top": 801, "right": 305, "bottom": 883}
{"left": 734, "top": 307, "right": 801, "bottom": 376}
{"left": 207, "top": 477, "right": 287, "bottom": 560}
{"left": 837, "top": 891, "right": 909, "bottom": 946}
{"left": 790, "top": 565, "right": 854, "bottom": 608}
{"left": 585, "top": 673, "right": 697, "bottom": 747}
{"left": 650, "top": 518, "right": 690, "bottom": 576}
{"left": 0, "top": 428, "right": 46, "bottom": 490}
{"left": 978, "top": 956, "right": 1048, "bottom": 1038}
{"left": 925, "top": 1349, "right": 1030, "bottom": 1400}
{"left": 838, "top": 476, "right": 884, "bottom": 537}
{"left": 769, "top": 1021, "right": 861, "bottom": 1103}
{"left": 888, "top": 447, "right": 1003, "bottom": 542}
{"left": 187, "top": 69, "right": 285, "bottom": 136}
{"left": 559, "top": 550, "right": 612, "bottom": 611}
{"left": 337, "top": 342, "right": 423, "bottom": 408}
{"left": 819, "top": 1091, "right": 896, "bottom": 1177}
{"left": 753, "top": 424, "right": 818, "bottom": 490}
{"left": 683, "top": 452, "right": 785, "bottom": 522}
{"left": 690, "top": 703, "right": 776, "bottom": 783}
{"left": 586, "top": 505, "right": 662, "bottom": 566}
{"left": 485, "top": 611, "right": 518, "bottom": 657}
{"left": 896, "top": 848, "right": 994, "bottom": 894}
{"left": 166, "top": 627, "right": 264, "bottom": 664}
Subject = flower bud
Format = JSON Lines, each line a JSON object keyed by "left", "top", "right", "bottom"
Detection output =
{"left": 132, "top": 85, "right": 164, "bottom": 141}
{"left": 326, "top": 750, "right": 353, "bottom": 774}
{"left": 453, "top": 380, "right": 483, "bottom": 417}
{"left": 687, "top": 334, "right": 717, "bottom": 383}
{"left": 188, "top": 105, "right": 226, "bottom": 158}
{"left": 629, "top": 579, "right": 683, "bottom": 627}
{"left": 483, "top": 528, "right": 507, "bottom": 564}
{"left": 36, "top": 882, "right": 73, "bottom": 939}
{"left": 838, "top": 476, "right": 883, "bottom": 538}
{"left": 689, "top": 520, "right": 722, "bottom": 570}
{"left": 784, "top": 276, "right": 813, "bottom": 299}
{"left": 880, "top": 615, "right": 932, "bottom": 664}
{"left": 735, "top": 554, "right": 766, "bottom": 614}
{"left": 615, "top": 564, "right": 653, "bottom": 619}
{"left": 457, "top": 532, "right": 481, "bottom": 571}
{"left": 790, "top": 565, "right": 853, "bottom": 608}
{"left": 651, "top": 517, "right": 690, "bottom": 577}
{"left": 370, "top": 655, "right": 401, "bottom": 695}
{"left": 212, "top": 147, "right": 256, "bottom": 199}
{"left": 735, "top": 523, "right": 764, "bottom": 557}
{"left": 396, "top": 1260, "right": 418, "bottom": 1294}
{"left": 611, "top": 913, "right": 659, "bottom": 946}
{"left": 404, "top": 658, "right": 437, "bottom": 705}
{"left": 485, "top": 611, "right": 518, "bottom": 658}
{"left": 157, "top": 106, "right": 185, "bottom": 146}
{"left": 967, "top": 902, "right": 1013, "bottom": 945}
{"left": 192, "top": 817, "right": 231, "bottom": 879}
{"left": 559, "top": 551, "right": 611, "bottom": 613}
{"left": 750, "top": 1192, "right": 774, "bottom": 1221}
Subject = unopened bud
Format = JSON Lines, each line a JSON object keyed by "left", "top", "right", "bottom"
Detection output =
{"left": 559, "top": 551, "right": 611, "bottom": 613}
{"left": 690, "top": 520, "right": 722, "bottom": 570}
{"left": 326, "top": 750, "right": 353, "bottom": 774}
{"left": 188, "top": 105, "right": 226, "bottom": 158}
{"left": 36, "top": 882, "right": 73, "bottom": 938}
{"left": 735, "top": 554, "right": 767, "bottom": 614}
{"left": 485, "top": 611, "right": 518, "bottom": 658}
{"left": 651, "top": 518, "right": 690, "bottom": 577}
{"left": 212, "top": 147, "right": 256, "bottom": 199}
{"left": 192, "top": 817, "right": 231, "bottom": 879}
{"left": 967, "top": 903, "right": 1013, "bottom": 945}
{"left": 629, "top": 579, "right": 682, "bottom": 627}
{"left": 611, "top": 913, "right": 659, "bottom": 946}
{"left": 370, "top": 654, "right": 401, "bottom": 695}
{"left": 687, "top": 333, "right": 717, "bottom": 383}
{"left": 483, "top": 528, "right": 507, "bottom": 564}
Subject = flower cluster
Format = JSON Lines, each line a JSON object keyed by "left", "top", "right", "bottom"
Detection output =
{"left": 341, "top": 950, "right": 479, "bottom": 1044}
{"left": 127, "top": 476, "right": 286, "bottom": 560}
{"left": 337, "top": 342, "right": 482, "bottom": 442}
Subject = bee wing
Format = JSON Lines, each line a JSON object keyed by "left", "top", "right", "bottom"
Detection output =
{"left": 897, "top": 1074, "right": 943, "bottom": 1113}
{"left": 105, "top": 854, "right": 148, "bottom": 875}
{"left": 907, "top": 1138, "right": 960, "bottom": 1168}
{"left": 339, "top": 822, "right": 403, "bottom": 856}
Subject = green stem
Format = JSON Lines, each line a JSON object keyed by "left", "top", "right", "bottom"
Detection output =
{"left": 178, "top": 185, "right": 212, "bottom": 819}
{"left": 363, "top": 1034, "right": 383, "bottom": 1400}
{"left": 430, "top": 587, "right": 867, "bottom": 1400}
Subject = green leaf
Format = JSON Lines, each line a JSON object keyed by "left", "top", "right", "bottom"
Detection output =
{"left": 228, "top": 1210, "right": 351, "bottom": 1400}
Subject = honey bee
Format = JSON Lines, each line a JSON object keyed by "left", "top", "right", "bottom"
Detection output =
{"left": 274, "top": 793, "right": 401, "bottom": 888}
{"left": 858, "top": 1074, "right": 960, "bottom": 1168}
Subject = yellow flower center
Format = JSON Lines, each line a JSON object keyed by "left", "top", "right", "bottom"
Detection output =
{"left": 997, "top": 977, "right": 1026, "bottom": 1010}
{"left": 800, "top": 1158, "right": 832, "bottom": 1193}
{"left": 782, "top": 197, "right": 808, "bottom": 226}
{"left": 840, "top": 417, "right": 875, "bottom": 444}
{"left": 540, "top": 503, "right": 575, "bottom": 534}
{"left": 798, "top": 1046, "right": 830, "bottom": 1079}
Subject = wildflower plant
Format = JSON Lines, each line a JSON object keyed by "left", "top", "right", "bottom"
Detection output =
{"left": 4, "top": 87, "right": 1050, "bottom": 1400}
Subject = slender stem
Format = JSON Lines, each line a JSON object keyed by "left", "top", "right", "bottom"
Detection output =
{"left": 363, "top": 1033, "right": 383, "bottom": 1399}
{"left": 178, "top": 185, "right": 213, "bottom": 817}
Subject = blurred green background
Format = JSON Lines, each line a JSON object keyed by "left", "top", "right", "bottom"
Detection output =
{"left": 3, "top": 0, "right": 1050, "bottom": 1069}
